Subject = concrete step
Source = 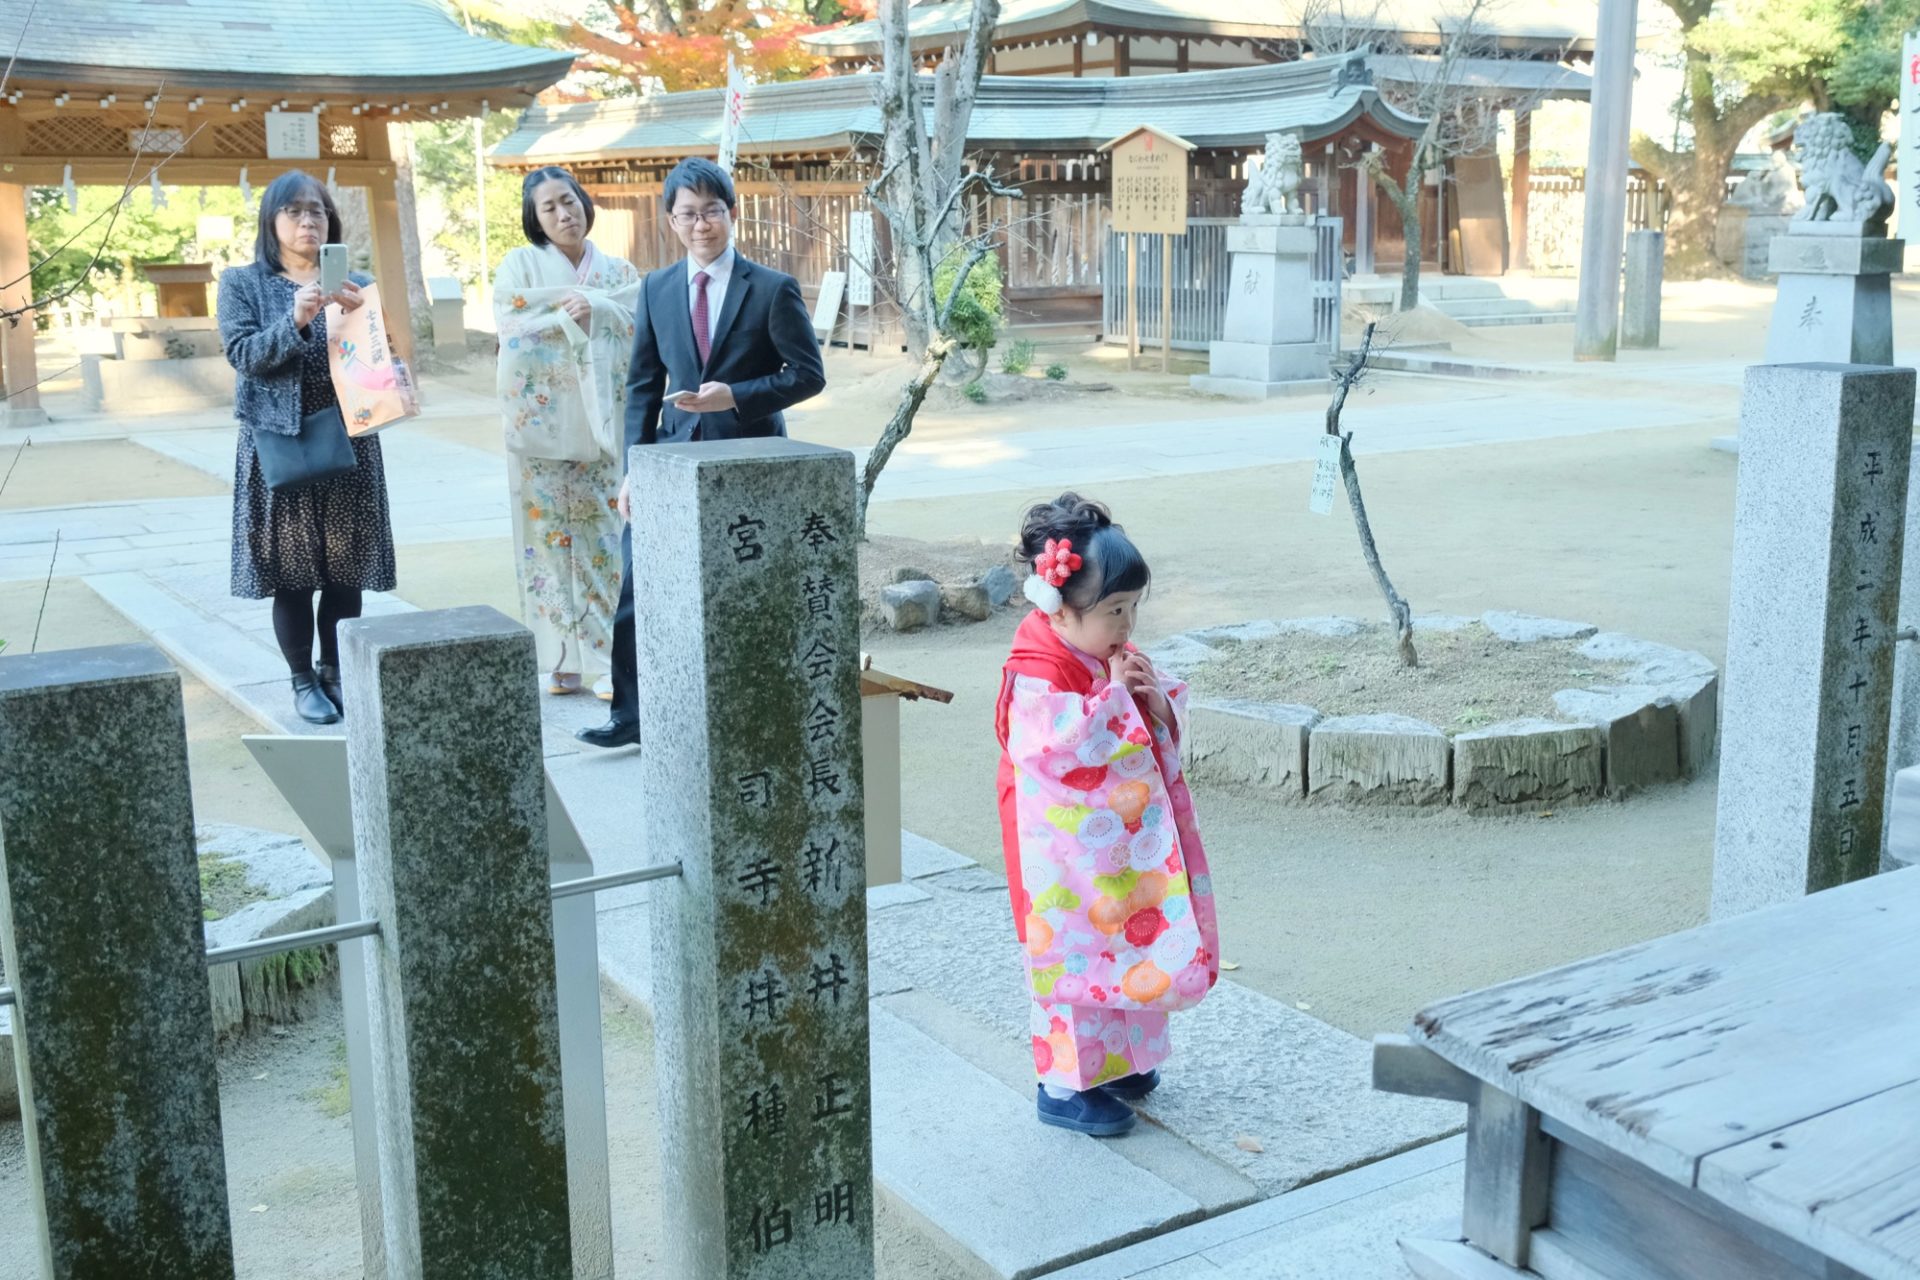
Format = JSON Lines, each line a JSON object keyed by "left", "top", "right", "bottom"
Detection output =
{"left": 1042, "top": 1135, "right": 1466, "bottom": 1278}
{"left": 1454, "top": 311, "right": 1577, "bottom": 328}
{"left": 1431, "top": 298, "right": 1551, "bottom": 319}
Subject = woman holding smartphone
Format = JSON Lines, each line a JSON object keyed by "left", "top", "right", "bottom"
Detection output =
{"left": 218, "top": 169, "right": 397, "bottom": 726}
{"left": 492, "top": 166, "right": 641, "bottom": 700}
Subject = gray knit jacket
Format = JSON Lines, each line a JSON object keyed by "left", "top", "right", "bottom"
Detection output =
{"left": 217, "top": 262, "right": 372, "bottom": 436}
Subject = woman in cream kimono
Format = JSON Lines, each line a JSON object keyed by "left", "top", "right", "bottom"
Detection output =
{"left": 494, "top": 167, "right": 642, "bottom": 696}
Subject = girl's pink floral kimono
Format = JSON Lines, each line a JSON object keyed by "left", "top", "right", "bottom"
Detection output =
{"left": 995, "top": 610, "right": 1222, "bottom": 1091}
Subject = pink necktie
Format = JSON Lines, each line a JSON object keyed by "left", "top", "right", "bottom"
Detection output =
{"left": 692, "top": 270, "right": 712, "bottom": 367}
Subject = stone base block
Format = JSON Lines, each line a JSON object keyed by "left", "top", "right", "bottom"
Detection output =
{"left": 1207, "top": 339, "right": 1328, "bottom": 384}
{"left": 1552, "top": 687, "right": 1681, "bottom": 793}
{"left": 1308, "top": 714, "right": 1451, "bottom": 806}
{"left": 1768, "top": 233, "right": 1905, "bottom": 276}
{"left": 1452, "top": 719, "right": 1605, "bottom": 811}
{"left": 81, "top": 353, "right": 236, "bottom": 413}
{"left": 1188, "top": 373, "right": 1327, "bottom": 401}
{"left": 1763, "top": 269, "right": 1893, "bottom": 366}
{"left": 1188, "top": 699, "right": 1321, "bottom": 796}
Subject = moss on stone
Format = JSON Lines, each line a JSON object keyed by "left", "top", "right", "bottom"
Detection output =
{"left": 198, "top": 853, "right": 270, "bottom": 922}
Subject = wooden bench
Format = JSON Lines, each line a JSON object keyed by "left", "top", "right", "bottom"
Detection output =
{"left": 1373, "top": 866, "right": 1920, "bottom": 1280}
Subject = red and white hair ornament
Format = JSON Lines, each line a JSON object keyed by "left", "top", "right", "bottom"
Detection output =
{"left": 1023, "top": 538, "right": 1083, "bottom": 612}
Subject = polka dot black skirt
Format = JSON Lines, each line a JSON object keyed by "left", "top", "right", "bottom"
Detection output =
{"left": 231, "top": 275, "right": 398, "bottom": 599}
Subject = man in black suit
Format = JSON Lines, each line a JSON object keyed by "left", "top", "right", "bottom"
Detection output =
{"left": 578, "top": 157, "right": 827, "bottom": 748}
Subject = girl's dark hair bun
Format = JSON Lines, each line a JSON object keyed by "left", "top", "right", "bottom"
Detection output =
{"left": 1015, "top": 492, "right": 1149, "bottom": 610}
{"left": 1018, "top": 492, "right": 1112, "bottom": 562}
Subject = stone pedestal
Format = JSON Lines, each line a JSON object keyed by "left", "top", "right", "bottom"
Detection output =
{"left": 1711, "top": 364, "right": 1915, "bottom": 919}
{"left": 341, "top": 607, "right": 574, "bottom": 1279}
{"left": 1190, "top": 217, "right": 1326, "bottom": 399}
{"left": 0, "top": 645, "right": 234, "bottom": 1276}
{"left": 1621, "top": 230, "right": 1663, "bottom": 350}
{"left": 634, "top": 438, "right": 875, "bottom": 1279}
{"left": 1763, "top": 229, "right": 1903, "bottom": 366}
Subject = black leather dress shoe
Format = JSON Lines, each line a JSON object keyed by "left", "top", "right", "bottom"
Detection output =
{"left": 292, "top": 672, "right": 342, "bottom": 726}
{"left": 576, "top": 718, "right": 639, "bottom": 749}
{"left": 315, "top": 663, "right": 344, "bottom": 716}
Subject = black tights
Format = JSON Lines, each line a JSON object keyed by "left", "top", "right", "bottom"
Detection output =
{"left": 271, "top": 586, "right": 363, "bottom": 675}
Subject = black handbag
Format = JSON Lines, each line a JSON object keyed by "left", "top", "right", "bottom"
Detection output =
{"left": 253, "top": 404, "right": 358, "bottom": 492}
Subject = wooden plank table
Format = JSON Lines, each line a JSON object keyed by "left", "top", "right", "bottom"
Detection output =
{"left": 1373, "top": 866, "right": 1920, "bottom": 1280}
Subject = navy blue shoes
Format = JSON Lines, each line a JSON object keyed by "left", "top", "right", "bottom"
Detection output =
{"left": 1103, "top": 1069, "right": 1160, "bottom": 1101}
{"left": 1036, "top": 1084, "right": 1137, "bottom": 1136}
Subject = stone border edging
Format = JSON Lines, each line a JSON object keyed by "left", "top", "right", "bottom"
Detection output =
{"left": 1155, "top": 613, "right": 1719, "bottom": 813}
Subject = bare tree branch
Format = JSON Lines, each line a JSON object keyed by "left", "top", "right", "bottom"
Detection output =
{"left": 1323, "top": 322, "right": 1418, "bottom": 666}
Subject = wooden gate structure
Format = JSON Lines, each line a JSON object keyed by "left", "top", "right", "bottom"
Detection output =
{"left": 0, "top": 0, "right": 571, "bottom": 422}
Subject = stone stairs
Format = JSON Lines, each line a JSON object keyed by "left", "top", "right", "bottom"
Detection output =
{"left": 1346, "top": 276, "right": 1577, "bottom": 327}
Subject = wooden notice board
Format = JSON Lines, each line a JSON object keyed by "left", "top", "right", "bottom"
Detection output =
{"left": 1099, "top": 126, "right": 1195, "bottom": 370}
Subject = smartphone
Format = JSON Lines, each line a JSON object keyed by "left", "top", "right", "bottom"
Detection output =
{"left": 665, "top": 388, "right": 698, "bottom": 408}
{"left": 319, "top": 243, "right": 347, "bottom": 296}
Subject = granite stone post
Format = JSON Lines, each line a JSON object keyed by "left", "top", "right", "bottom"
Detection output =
{"left": 1572, "top": 0, "right": 1638, "bottom": 361}
{"left": 1621, "top": 230, "right": 1663, "bottom": 350}
{"left": 636, "top": 438, "right": 875, "bottom": 1280}
{"left": 1884, "top": 442, "right": 1920, "bottom": 871}
{"left": 1711, "top": 364, "right": 1915, "bottom": 918}
{"left": 0, "top": 645, "right": 234, "bottom": 1277}
{"left": 341, "top": 607, "right": 573, "bottom": 1280}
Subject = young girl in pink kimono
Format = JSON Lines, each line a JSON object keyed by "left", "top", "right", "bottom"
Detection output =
{"left": 994, "top": 494, "right": 1221, "bottom": 1137}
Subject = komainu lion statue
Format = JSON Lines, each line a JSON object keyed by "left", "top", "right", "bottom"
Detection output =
{"left": 1243, "top": 131, "right": 1305, "bottom": 218}
{"left": 1791, "top": 112, "right": 1894, "bottom": 233}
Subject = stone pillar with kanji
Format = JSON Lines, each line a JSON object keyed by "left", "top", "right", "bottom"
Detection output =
{"left": 636, "top": 438, "right": 874, "bottom": 1279}
{"left": 1712, "top": 364, "right": 1915, "bottom": 916}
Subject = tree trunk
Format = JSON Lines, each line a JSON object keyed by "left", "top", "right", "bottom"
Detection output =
{"left": 1657, "top": 55, "right": 1786, "bottom": 268}
{"left": 1389, "top": 179, "right": 1422, "bottom": 312}
{"left": 876, "top": 0, "right": 933, "bottom": 357}
{"left": 388, "top": 123, "right": 433, "bottom": 345}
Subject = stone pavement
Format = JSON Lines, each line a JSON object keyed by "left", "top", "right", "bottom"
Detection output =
{"left": 4, "top": 365, "right": 1741, "bottom": 1276}
{"left": 1, "top": 370, "right": 1733, "bottom": 586}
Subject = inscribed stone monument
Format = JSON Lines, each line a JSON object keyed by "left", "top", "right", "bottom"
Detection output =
{"left": 636, "top": 438, "right": 875, "bottom": 1279}
{"left": 0, "top": 645, "right": 235, "bottom": 1276}
{"left": 341, "top": 608, "right": 574, "bottom": 1279}
{"left": 1711, "top": 364, "right": 1914, "bottom": 918}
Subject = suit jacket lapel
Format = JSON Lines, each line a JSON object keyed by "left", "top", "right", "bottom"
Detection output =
{"left": 706, "top": 255, "right": 752, "bottom": 372}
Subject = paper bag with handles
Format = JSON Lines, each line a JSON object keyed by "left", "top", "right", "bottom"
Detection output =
{"left": 327, "top": 281, "right": 420, "bottom": 436}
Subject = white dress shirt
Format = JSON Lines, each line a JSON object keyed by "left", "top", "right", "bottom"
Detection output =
{"left": 686, "top": 246, "right": 736, "bottom": 349}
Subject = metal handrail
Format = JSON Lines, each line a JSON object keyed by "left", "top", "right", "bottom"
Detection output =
{"left": 0, "top": 861, "right": 683, "bottom": 1010}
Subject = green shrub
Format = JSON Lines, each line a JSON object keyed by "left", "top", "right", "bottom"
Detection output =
{"left": 1044, "top": 363, "right": 1069, "bottom": 381}
{"left": 999, "top": 338, "right": 1036, "bottom": 374}
{"left": 932, "top": 247, "right": 1004, "bottom": 364}
{"left": 961, "top": 380, "right": 989, "bottom": 404}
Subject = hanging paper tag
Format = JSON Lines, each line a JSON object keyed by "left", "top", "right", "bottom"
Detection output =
{"left": 1309, "top": 433, "right": 1342, "bottom": 515}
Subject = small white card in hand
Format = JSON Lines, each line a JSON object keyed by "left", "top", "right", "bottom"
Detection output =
{"left": 1308, "top": 433, "right": 1342, "bottom": 515}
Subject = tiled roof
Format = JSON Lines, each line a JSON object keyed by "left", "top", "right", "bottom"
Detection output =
{"left": 4, "top": 0, "right": 576, "bottom": 94}
{"left": 493, "top": 54, "right": 1468, "bottom": 166}
{"left": 800, "top": 0, "right": 1598, "bottom": 57}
